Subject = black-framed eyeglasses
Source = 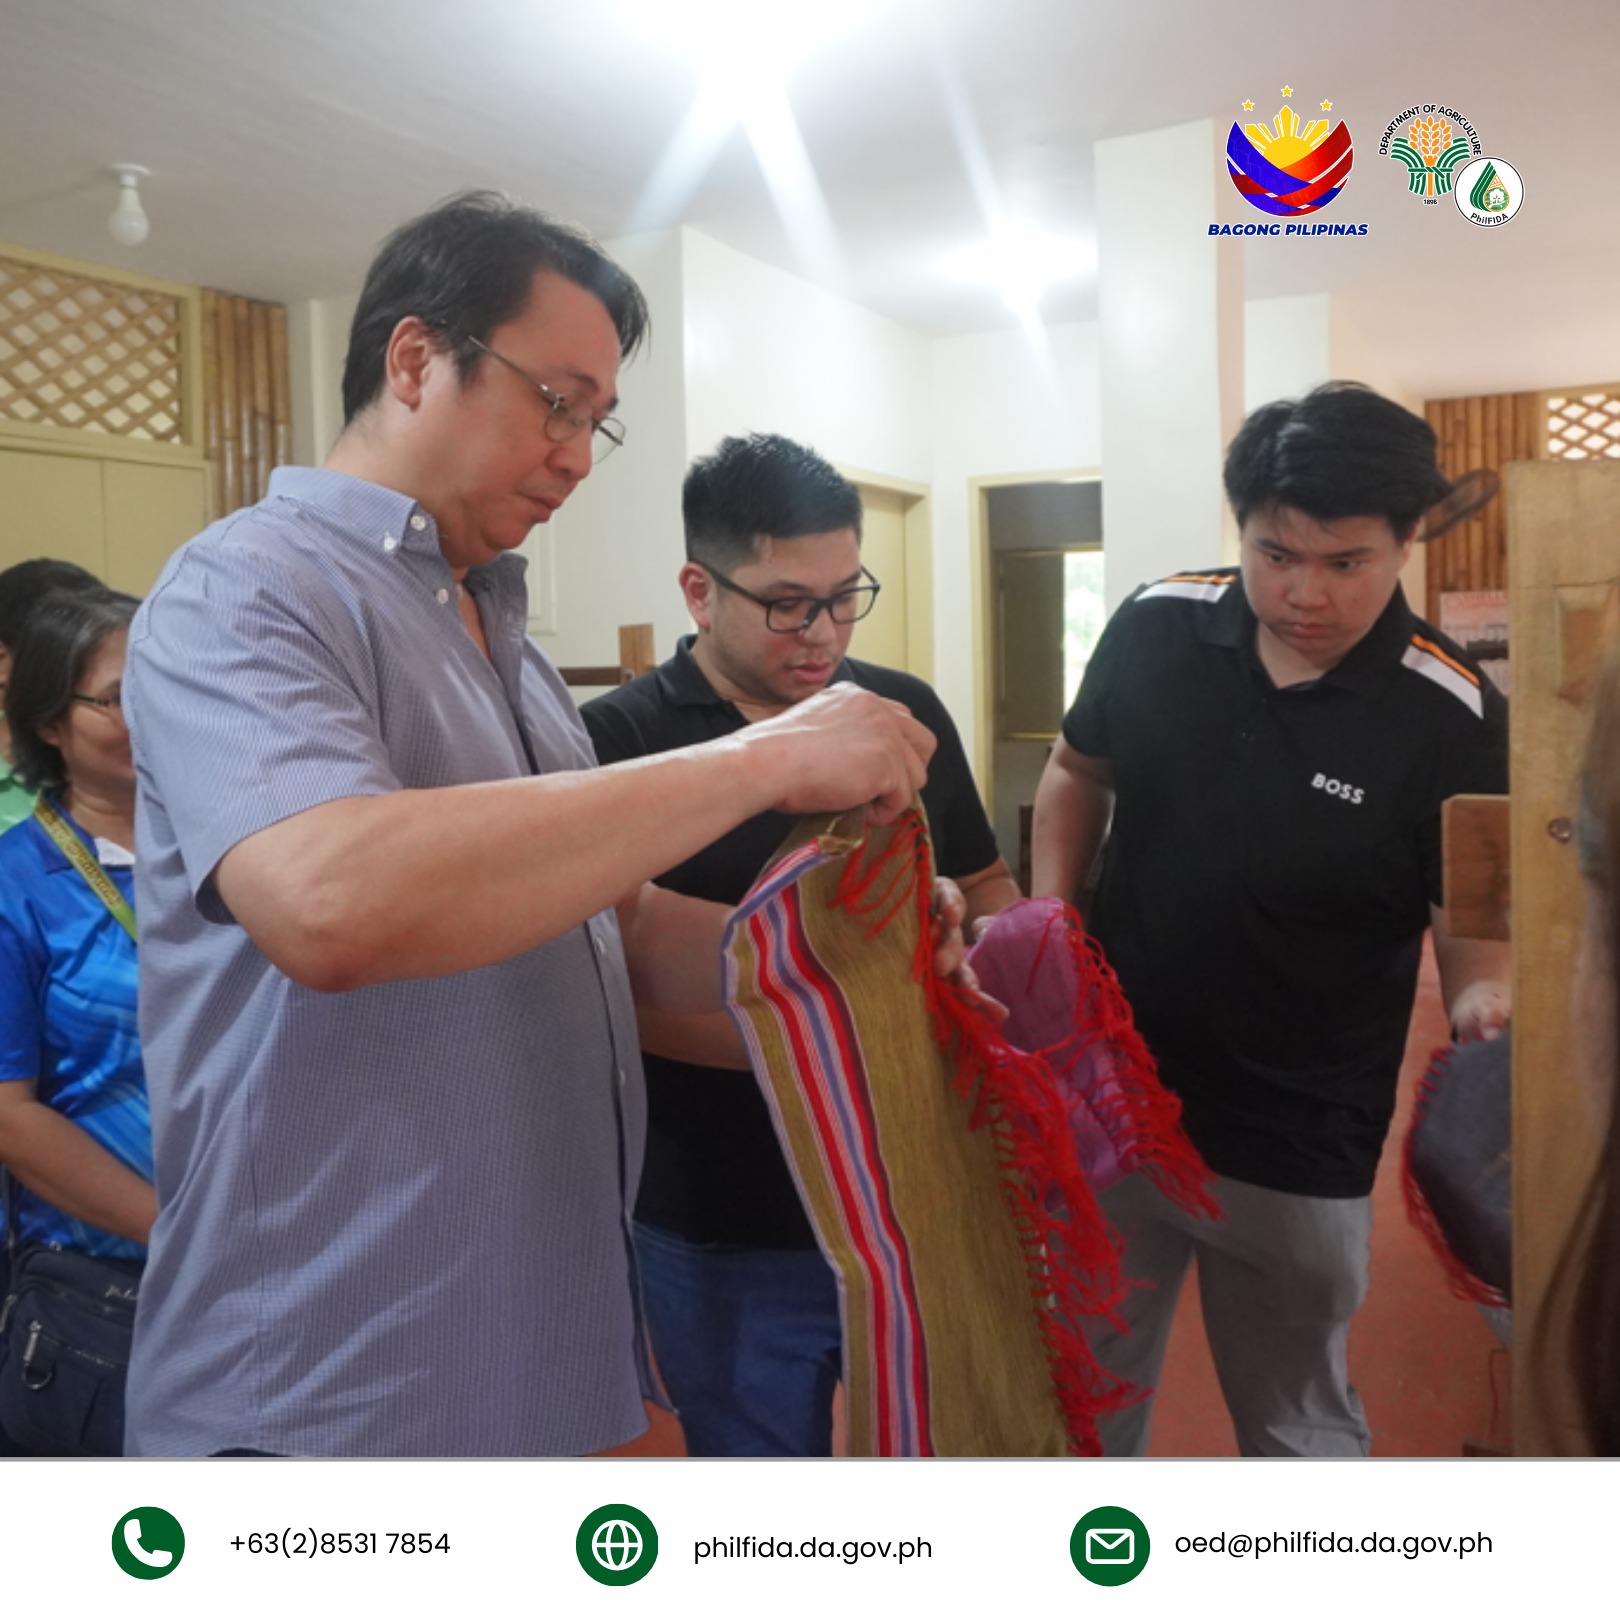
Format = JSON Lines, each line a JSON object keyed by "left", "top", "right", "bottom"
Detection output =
{"left": 465, "top": 335, "right": 626, "bottom": 463}
{"left": 70, "top": 692, "right": 124, "bottom": 716}
{"left": 705, "top": 564, "right": 882, "bottom": 634}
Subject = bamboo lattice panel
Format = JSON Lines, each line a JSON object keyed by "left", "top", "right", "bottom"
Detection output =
{"left": 1423, "top": 390, "right": 1538, "bottom": 620}
{"left": 0, "top": 254, "right": 184, "bottom": 442}
{"left": 1545, "top": 389, "right": 1620, "bottom": 461}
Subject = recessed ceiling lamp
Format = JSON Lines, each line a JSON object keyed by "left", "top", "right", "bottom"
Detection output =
{"left": 618, "top": 0, "right": 878, "bottom": 83}
{"left": 946, "top": 224, "right": 1093, "bottom": 322}
{"left": 107, "top": 164, "right": 151, "bottom": 247}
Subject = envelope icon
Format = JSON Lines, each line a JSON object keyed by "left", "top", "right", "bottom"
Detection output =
{"left": 1085, "top": 1527, "right": 1135, "bottom": 1564}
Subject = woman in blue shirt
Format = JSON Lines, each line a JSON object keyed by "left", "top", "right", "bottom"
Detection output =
{"left": 0, "top": 589, "right": 151, "bottom": 1455}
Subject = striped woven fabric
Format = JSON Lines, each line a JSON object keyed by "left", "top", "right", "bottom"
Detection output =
{"left": 723, "top": 805, "right": 1213, "bottom": 1456}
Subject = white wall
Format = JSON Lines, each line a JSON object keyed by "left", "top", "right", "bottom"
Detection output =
{"left": 285, "top": 293, "right": 357, "bottom": 466}
{"left": 1246, "top": 293, "right": 1333, "bottom": 414}
{"left": 540, "top": 230, "right": 691, "bottom": 670}
{"left": 680, "top": 229, "right": 933, "bottom": 480}
{"left": 929, "top": 322, "right": 1101, "bottom": 759}
{"left": 1095, "top": 119, "right": 1245, "bottom": 610}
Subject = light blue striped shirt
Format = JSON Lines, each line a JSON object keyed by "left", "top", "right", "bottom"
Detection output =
{"left": 123, "top": 467, "right": 648, "bottom": 1456}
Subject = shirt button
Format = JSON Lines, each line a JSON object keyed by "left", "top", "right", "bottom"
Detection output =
{"left": 436, "top": 588, "right": 450, "bottom": 604}
{"left": 593, "top": 933, "right": 606, "bottom": 956}
{"left": 382, "top": 534, "right": 398, "bottom": 552}
{"left": 617, "top": 1067, "right": 627, "bottom": 1089}
{"left": 409, "top": 514, "right": 427, "bottom": 532}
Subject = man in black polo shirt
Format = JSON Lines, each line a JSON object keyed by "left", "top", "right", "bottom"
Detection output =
{"left": 583, "top": 433, "right": 1017, "bottom": 1456}
{"left": 1032, "top": 383, "right": 1509, "bottom": 1456}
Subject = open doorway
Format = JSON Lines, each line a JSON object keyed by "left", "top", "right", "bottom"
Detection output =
{"left": 984, "top": 477, "right": 1105, "bottom": 882}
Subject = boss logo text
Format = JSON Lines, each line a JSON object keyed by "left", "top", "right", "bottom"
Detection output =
{"left": 1312, "top": 772, "right": 1364, "bottom": 804}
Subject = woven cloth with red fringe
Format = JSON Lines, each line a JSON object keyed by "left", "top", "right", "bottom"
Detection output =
{"left": 722, "top": 805, "right": 1216, "bottom": 1456}
{"left": 1401, "top": 1037, "right": 1511, "bottom": 1309}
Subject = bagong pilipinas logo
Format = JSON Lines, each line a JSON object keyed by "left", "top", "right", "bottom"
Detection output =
{"left": 1227, "top": 86, "right": 1353, "bottom": 216}
{"left": 1380, "top": 103, "right": 1482, "bottom": 204}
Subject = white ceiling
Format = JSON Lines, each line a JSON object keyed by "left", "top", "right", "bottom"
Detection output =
{"left": 2, "top": 0, "right": 1616, "bottom": 401}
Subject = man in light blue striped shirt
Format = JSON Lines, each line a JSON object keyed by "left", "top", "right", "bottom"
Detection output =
{"left": 123, "top": 192, "right": 939, "bottom": 1456}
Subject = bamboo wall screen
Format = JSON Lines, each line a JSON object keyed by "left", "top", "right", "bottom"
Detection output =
{"left": 1422, "top": 391, "right": 1539, "bottom": 621}
{"left": 201, "top": 289, "right": 291, "bottom": 516}
{"left": 1423, "top": 385, "right": 1620, "bottom": 622}
{"left": 0, "top": 252, "right": 187, "bottom": 443}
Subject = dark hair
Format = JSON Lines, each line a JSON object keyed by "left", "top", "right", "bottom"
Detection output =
{"left": 6, "top": 589, "right": 137, "bottom": 795}
{"left": 683, "top": 434, "right": 863, "bottom": 571}
{"left": 0, "top": 557, "right": 102, "bottom": 650}
{"left": 1542, "top": 653, "right": 1620, "bottom": 1452}
{"left": 340, "top": 190, "right": 650, "bottom": 424}
{"left": 1223, "top": 381, "right": 1453, "bottom": 541}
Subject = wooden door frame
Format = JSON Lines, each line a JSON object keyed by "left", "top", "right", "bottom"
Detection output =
{"left": 968, "top": 466, "right": 1102, "bottom": 791}
{"left": 835, "top": 463, "right": 933, "bottom": 684}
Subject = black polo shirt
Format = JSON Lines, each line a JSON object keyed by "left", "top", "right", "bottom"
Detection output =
{"left": 582, "top": 636, "right": 1002, "bottom": 1247}
{"left": 1064, "top": 568, "right": 1507, "bottom": 1199}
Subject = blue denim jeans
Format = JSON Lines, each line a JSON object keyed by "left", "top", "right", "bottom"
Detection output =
{"left": 634, "top": 1221, "right": 842, "bottom": 1457}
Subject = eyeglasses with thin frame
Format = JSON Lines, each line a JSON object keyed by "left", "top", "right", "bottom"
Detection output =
{"left": 705, "top": 563, "right": 882, "bottom": 635}
{"left": 70, "top": 691, "right": 124, "bottom": 717}
{"left": 464, "top": 335, "right": 626, "bottom": 462}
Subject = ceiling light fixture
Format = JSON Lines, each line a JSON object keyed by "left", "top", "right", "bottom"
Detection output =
{"left": 618, "top": 0, "right": 879, "bottom": 82}
{"left": 107, "top": 164, "right": 151, "bottom": 247}
{"left": 946, "top": 225, "right": 1094, "bottom": 322}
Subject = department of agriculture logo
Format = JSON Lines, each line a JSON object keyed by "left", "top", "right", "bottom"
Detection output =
{"left": 577, "top": 1503, "right": 658, "bottom": 1586}
{"left": 1380, "top": 103, "right": 1482, "bottom": 203}
{"left": 1070, "top": 1504, "right": 1150, "bottom": 1587}
{"left": 1455, "top": 157, "right": 1524, "bottom": 226}
{"left": 1227, "top": 86, "right": 1353, "bottom": 215}
{"left": 111, "top": 1506, "right": 186, "bottom": 1580}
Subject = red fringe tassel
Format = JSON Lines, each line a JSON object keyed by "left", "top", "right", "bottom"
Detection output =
{"left": 828, "top": 810, "right": 1215, "bottom": 1456}
{"left": 1401, "top": 1044, "right": 1508, "bottom": 1310}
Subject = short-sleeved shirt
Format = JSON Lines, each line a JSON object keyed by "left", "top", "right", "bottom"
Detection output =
{"left": 0, "top": 806, "right": 149, "bottom": 1258}
{"left": 1063, "top": 568, "right": 1507, "bottom": 1199}
{"left": 583, "top": 637, "right": 1001, "bottom": 1247}
{"left": 123, "top": 466, "right": 648, "bottom": 1457}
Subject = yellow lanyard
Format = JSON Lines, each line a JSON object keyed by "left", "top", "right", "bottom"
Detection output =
{"left": 33, "top": 800, "right": 137, "bottom": 941}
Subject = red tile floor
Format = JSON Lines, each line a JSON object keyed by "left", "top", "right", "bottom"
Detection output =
{"left": 1148, "top": 939, "right": 1511, "bottom": 1457}
{"left": 610, "top": 940, "right": 1511, "bottom": 1459}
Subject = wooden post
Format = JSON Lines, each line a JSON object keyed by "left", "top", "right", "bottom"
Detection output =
{"left": 201, "top": 289, "right": 223, "bottom": 520}
{"left": 618, "top": 623, "right": 656, "bottom": 682}
{"left": 1510, "top": 459, "right": 1620, "bottom": 1453}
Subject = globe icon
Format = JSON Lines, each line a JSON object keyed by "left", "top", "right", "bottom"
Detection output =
{"left": 592, "top": 1519, "right": 643, "bottom": 1571}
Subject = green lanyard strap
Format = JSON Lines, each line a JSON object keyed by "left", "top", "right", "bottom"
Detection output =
{"left": 33, "top": 799, "right": 137, "bottom": 941}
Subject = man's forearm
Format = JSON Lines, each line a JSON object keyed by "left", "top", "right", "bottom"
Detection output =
{"left": 1031, "top": 749, "right": 1114, "bottom": 911}
{"left": 961, "top": 869, "right": 1022, "bottom": 932}
{"left": 635, "top": 1005, "right": 751, "bottom": 1070}
{"left": 618, "top": 885, "right": 736, "bottom": 1015}
{"left": 216, "top": 683, "right": 931, "bottom": 994}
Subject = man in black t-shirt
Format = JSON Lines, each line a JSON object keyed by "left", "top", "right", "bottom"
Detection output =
{"left": 584, "top": 433, "right": 1017, "bottom": 1456}
{"left": 1032, "top": 384, "right": 1510, "bottom": 1457}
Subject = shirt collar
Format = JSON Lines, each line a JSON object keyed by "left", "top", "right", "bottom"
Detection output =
{"left": 1197, "top": 567, "right": 1418, "bottom": 697}
{"left": 265, "top": 466, "right": 528, "bottom": 601}
{"left": 660, "top": 634, "right": 855, "bottom": 710}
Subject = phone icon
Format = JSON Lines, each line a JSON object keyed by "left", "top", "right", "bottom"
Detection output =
{"left": 111, "top": 1507, "right": 186, "bottom": 1580}
{"left": 125, "top": 1519, "right": 173, "bottom": 1568}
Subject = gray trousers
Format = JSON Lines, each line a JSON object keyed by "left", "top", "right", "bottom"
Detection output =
{"left": 1088, "top": 1171, "right": 1374, "bottom": 1457}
